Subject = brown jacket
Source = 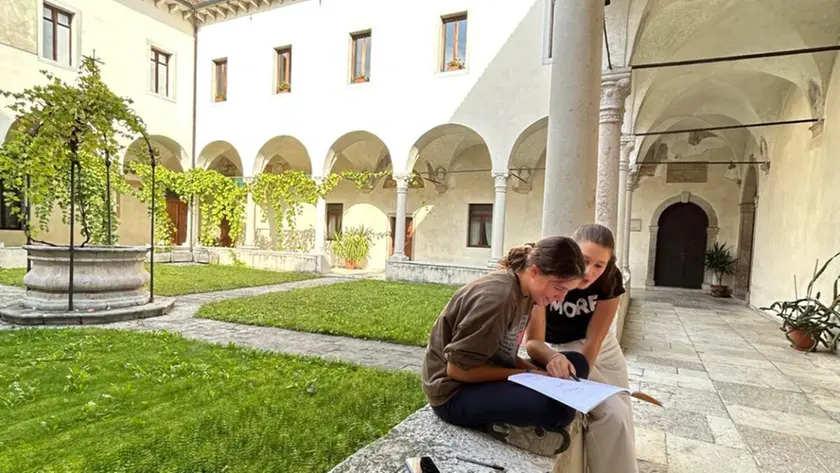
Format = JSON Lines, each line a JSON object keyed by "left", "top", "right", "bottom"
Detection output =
{"left": 421, "top": 270, "right": 534, "bottom": 406}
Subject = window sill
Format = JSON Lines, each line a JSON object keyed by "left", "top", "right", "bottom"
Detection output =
{"left": 542, "top": 57, "right": 554, "bottom": 66}
{"left": 349, "top": 80, "right": 371, "bottom": 86}
{"left": 275, "top": 90, "right": 292, "bottom": 96}
{"left": 435, "top": 68, "right": 469, "bottom": 78}
{"left": 148, "top": 90, "right": 176, "bottom": 103}
{"left": 467, "top": 245, "right": 491, "bottom": 249}
{"left": 37, "top": 56, "right": 77, "bottom": 73}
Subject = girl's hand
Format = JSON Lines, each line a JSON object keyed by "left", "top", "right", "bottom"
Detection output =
{"left": 546, "top": 352, "right": 577, "bottom": 379}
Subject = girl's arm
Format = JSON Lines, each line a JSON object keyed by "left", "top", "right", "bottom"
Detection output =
{"left": 524, "top": 305, "right": 556, "bottom": 365}
{"left": 446, "top": 363, "right": 535, "bottom": 383}
{"left": 581, "top": 296, "right": 621, "bottom": 366}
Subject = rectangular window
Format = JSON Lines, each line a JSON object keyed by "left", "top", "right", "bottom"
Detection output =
{"left": 42, "top": 3, "right": 73, "bottom": 66}
{"left": 441, "top": 13, "right": 467, "bottom": 72}
{"left": 213, "top": 58, "right": 228, "bottom": 102}
{"left": 275, "top": 46, "right": 292, "bottom": 93}
{"left": 350, "top": 31, "right": 371, "bottom": 83}
{"left": 467, "top": 204, "right": 492, "bottom": 248}
{"left": 0, "top": 181, "right": 24, "bottom": 231}
{"left": 150, "top": 48, "right": 171, "bottom": 96}
{"left": 326, "top": 203, "right": 344, "bottom": 240}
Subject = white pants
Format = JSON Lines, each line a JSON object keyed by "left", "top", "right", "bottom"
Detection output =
{"left": 550, "top": 334, "right": 638, "bottom": 473}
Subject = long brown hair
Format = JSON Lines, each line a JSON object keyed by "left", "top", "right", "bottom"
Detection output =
{"left": 572, "top": 224, "right": 620, "bottom": 295}
{"left": 500, "top": 236, "right": 585, "bottom": 279}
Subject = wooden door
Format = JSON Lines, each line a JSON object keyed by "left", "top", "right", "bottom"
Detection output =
{"left": 389, "top": 216, "right": 414, "bottom": 260}
{"left": 219, "top": 218, "right": 232, "bottom": 247}
{"left": 654, "top": 203, "right": 708, "bottom": 289}
{"left": 165, "top": 198, "right": 188, "bottom": 246}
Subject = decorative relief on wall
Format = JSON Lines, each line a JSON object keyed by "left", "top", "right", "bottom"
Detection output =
{"left": 510, "top": 166, "right": 534, "bottom": 194}
{"left": 666, "top": 162, "right": 709, "bottom": 183}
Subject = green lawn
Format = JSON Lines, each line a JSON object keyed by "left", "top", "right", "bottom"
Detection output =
{"left": 197, "top": 280, "right": 458, "bottom": 346}
{"left": 0, "top": 264, "right": 318, "bottom": 296}
{"left": 0, "top": 268, "right": 24, "bottom": 287}
{"left": 0, "top": 329, "right": 426, "bottom": 473}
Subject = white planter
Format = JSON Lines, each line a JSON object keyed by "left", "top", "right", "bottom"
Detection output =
{"left": 22, "top": 245, "right": 150, "bottom": 311}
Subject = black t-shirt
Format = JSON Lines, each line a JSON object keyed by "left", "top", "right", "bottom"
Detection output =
{"left": 544, "top": 269, "right": 625, "bottom": 344}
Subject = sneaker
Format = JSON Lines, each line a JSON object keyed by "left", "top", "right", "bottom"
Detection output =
{"left": 485, "top": 423, "right": 571, "bottom": 457}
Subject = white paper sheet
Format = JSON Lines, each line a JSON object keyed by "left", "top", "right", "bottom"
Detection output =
{"left": 508, "top": 373, "right": 630, "bottom": 414}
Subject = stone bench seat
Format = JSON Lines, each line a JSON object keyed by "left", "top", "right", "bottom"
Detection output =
{"left": 329, "top": 406, "right": 585, "bottom": 473}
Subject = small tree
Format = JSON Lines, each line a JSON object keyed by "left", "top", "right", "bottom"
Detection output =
{"left": 0, "top": 57, "right": 149, "bottom": 245}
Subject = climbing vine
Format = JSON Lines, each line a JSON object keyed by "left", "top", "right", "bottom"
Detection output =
{"left": 0, "top": 57, "right": 148, "bottom": 245}
{"left": 129, "top": 164, "right": 249, "bottom": 246}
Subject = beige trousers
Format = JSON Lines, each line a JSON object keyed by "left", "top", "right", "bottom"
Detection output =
{"left": 550, "top": 334, "right": 638, "bottom": 473}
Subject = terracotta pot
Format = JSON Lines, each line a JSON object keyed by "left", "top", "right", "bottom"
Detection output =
{"left": 787, "top": 328, "right": 816, "bottom": 352}
{"left": 344, "top": 260, "right": 357, "bottom": 270}
{"left": 710, "top": 284, "right": 730, "bottom": 298}
{"left": 352, "top": 76, "right": 368, "bottom": 84}
{"left": 447, "top": 64, "right": 463, "bottom": 71}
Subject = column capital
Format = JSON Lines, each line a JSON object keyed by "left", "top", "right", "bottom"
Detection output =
{"left": 393, "top": 173, "right": 412, "bottom": 191}
{"left": 492, "top": 171, "right": 509, "bottom": 190}
{"left": 620, "top": 136, "right": 635, "bottom": 162}
{"left": 600, "top": 69, "right": 632, "bottom": 125}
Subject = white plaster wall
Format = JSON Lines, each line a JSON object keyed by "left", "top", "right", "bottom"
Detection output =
{"left": 628, "top": 153, "right": 742, "bottom": 288}
{"left": 749, "top": 56, "right": 840, "bottom": 309}
{"left": 0, "top": 0, "right": 194, "bottom": 247}
{"left": 194, "top": 0, "right": 564, "bottom": 174}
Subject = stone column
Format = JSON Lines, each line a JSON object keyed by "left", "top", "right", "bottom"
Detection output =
{"left": 734, "top": 202, "right": 756, "bottom": 296}
{"left": 244, "top": 182, "right": 257, "bottom": 248}
{"left": 622, "top": 169, "right": 636, "bottom": 277}
{"left": 313, "top": 177, "right": 327, "bottom": 255}
{"left": 595, "top": 70, "right": 631, "bottom": 232}
{"left": 616, "top": 136, "right": 634, "bottom": 267}
{"left": 390, "top": 173, "right": 410, "bottom": 261}
{"left": 185, "top": 201, "right": 195, "bottom": 248}
{"left": 489, "top": 171, "right": 509, "bottom": 267}
{"left": 541, "top": 0, "right": 605, "bottom": 237}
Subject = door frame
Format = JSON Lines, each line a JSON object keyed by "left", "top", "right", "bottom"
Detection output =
{"left": 645, "top": 192, "right": 719, "bottom": 289}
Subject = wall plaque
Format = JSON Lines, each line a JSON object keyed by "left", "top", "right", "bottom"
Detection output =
{"left": 630, "top": 219, "right": 642, "bottom": 232}
{"left": 666, "top": 163, "right": 708, "bottom": 183}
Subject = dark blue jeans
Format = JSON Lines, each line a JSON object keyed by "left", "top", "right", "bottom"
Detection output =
{"left": 431, "top": 351, "right": 589, "bottom": 432}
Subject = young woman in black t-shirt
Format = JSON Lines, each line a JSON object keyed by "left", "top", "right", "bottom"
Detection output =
{"left": 524, "top": 224, "right": 637, "bottom": 473}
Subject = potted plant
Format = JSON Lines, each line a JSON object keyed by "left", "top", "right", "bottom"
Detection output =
{"left": 704, "top": 242, "right": 737, "bottom": 297}
{"left": 215, "top": 93, "right": 226, "bottom": 102}
{"left": 0, "top": 57, "right": 156, "bottom": 313}
{"left": 276, "top": 82, "right": 290, "bottom": 93}
{"left": 332, "top": 225, "right": 374, "bottom": 269}
{"left": 352, "top": 75, "right": 369, "bottom": 84}
{"left": 763, "top": 252, "right": 840, "bottom": 352}
{"left": 447, "top": 59, "right": 465, "bottom": 71}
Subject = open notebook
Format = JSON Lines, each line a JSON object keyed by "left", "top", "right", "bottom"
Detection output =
{"left": 509, "top": 373, "right": 662, "bottom": 414}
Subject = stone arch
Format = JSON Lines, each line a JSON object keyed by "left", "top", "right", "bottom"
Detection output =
{"left": 406, "top": 123, "right": 490, "bottom": 194}
{"left": 253, "top": 135, "right": 312, "bottom": 176}
{"left": 734, "top": 164, "right": 760, "bottom": 298}
{"left": 323, "top": 130, "right": 391, "bottom": 177}
{"left": 124, "top": 135, "right": 188, "bottom": 173}
{"left": 199, "top": 141, "right": 243, "bottom": 177}
{"left": 507, "top": 117, "right": 547, "bottom": 195}
{"left": 646, "top": 191, "right": 719, "bottom": 287}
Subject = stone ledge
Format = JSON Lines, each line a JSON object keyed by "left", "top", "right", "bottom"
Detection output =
{"left": 0, "top": 297, "right": 175, "bottom": 325}
{"left": 386, "top": 260, "right": 491, "bottom": 285}
{"left": 329, "top": 406, "right": 583, "bottom": 473}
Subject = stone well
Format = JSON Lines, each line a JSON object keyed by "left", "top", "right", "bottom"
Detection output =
{"left": 0, "top": 245, "right": 174, "bottom": 325}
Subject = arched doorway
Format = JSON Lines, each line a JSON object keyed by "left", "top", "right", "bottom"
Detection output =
{"left": 654, "top": 202, "right": 709, "bottom": 289}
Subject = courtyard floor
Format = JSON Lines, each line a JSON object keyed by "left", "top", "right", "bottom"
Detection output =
{"left": 2, "top": 279, "right": 840, "bottom": 472}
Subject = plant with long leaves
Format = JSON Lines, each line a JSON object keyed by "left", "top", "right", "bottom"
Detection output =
{"left": 762, "top": 251, "right": 840, "bottom": 352}
{"left": 0, "top": 57, "right": 148, "bottom": 245}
